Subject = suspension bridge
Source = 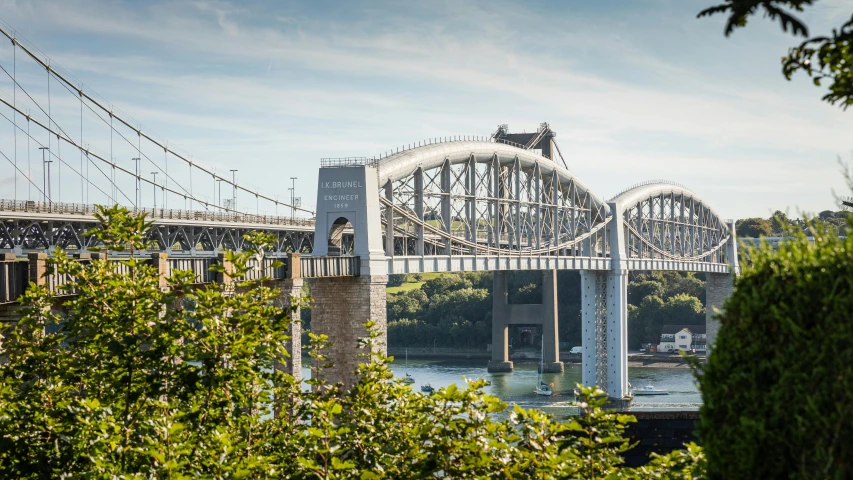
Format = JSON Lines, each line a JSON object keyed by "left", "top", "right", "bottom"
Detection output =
{"left": 0, "top": 23, "right": 738, "bottom": 401}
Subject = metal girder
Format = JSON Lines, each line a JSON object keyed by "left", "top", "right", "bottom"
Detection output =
{"left": 611, "top": 183, "right": 730, "bottom": 264}
{"left": 0, "top": 215, "right": 317, "bottom": 257}
{"left": 377, "top": 141, "right": 609, "bottom": 257}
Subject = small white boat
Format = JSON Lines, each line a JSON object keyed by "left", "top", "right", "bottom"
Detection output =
{"left": 401, "top": 348, "right": 415, "bottom": 383}
{"left": 632, "top": 385, "right": 669, "bottom": 396}
{"left": 534, "top": 334, "right": 553, "bottom": 396}
{"left": 535, "top": 381, "right": 553, "bottom": 396}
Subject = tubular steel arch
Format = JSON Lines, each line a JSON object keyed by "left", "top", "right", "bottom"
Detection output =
{"left": 610, "top": 182, "right": 731, "bottom": 264}
{"left": 376, "top": 140, "right": 609, "bottom": 258}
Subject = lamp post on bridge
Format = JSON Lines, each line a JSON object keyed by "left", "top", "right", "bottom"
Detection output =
{"left": 39, "top": 147, "right": 50, "bottom": 206}
{"left": 150, "top": 172, "right": 158, "bottom": 211}
{"left": 216, "top": 178, "right": 223, "bottom": 211}
{"left": 229, "top": 169, "right": 238, "bottom": 211}
{"left": 131, "top": 157, "right": 141, "bottom": 208}
{"left": 290, "top": 176, "right": 297, "bottom": 218}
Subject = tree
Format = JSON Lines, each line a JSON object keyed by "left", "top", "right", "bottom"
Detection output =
{"left": 421, "top": 274, "right": 472, "bottom": 298}
{"left": 0, "top": 205, "right": 299, "bottom": 477}
{"left": 698, "top": 216, "right": 853, "bottom": 478}
{"left": 628, "top": 279, "right": 666, "bottom": 305}
{"left": 387, "top": 291, "right": 424, "bottom": 322}
{"left": 736, "top": 217, "right": 774, "bottom": 237}
{"left": 699, "top": 0, "right": 853, "bottom": 109}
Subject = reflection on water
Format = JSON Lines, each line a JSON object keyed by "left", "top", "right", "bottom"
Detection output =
{"left": 301, "top": 359, "right": 700, "bottom": 416}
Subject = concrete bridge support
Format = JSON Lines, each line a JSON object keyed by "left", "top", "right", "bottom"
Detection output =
{"left": 580, "top": 269, "right": 629, "bottom": 400}
{"left": 705, "top": 273, "right": 734, "bottom": 354}
{"left": 308, "top": 275, "right": 388, "bottom": 389}
{"left": 487, "top": 270, "right": 563, "bottom": 373}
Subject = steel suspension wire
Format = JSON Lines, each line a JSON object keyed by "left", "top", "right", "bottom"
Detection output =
{"left": 0, "top": 109, "right": 114, "bottom": 202}
{"left": 26, "top": 111, "right": 30, "bottom": 200}
{"left": 1, "top": 38, "right": 196, "bottom": 211}
{"left": 0, "top": 23, "right": 312, "bottom": 214}
{"left": 12, "top": 35, "right": 16, "bottom": 200}
{"left": 0, "top": 94, "right": 267, "bottom": 216}
{"left": 0, "top": 144, "right": 45, "bottom": 199}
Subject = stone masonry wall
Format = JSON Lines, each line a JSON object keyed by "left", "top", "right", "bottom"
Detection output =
{"left": 308, "top": 275, "right": 388, "bottom": 390}
{"left": 705, "top": 273, "right": 734, "bottom": 353}
{"left": 274, "top": 279, "right": 303, "bottom": 382}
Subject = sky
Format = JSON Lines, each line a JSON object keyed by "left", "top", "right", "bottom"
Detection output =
{"left": 0, "top": 0, "right": 851, "bottom": 219}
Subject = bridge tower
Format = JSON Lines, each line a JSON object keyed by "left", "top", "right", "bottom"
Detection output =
{"left": 310, "top": 161, "right": 388, "bottom": 389}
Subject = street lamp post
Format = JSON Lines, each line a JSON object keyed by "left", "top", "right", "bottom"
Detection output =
{"left": 216, "top": 178, "right": 223, "bottom": 210}
{"left": 433, "top": 338, "right": 437, "bottom": 354}
{"left": 132, "top": 157, "right": 141, "bottom": 208}
{"left": 290, "top": 176, "right": 297, "bottom": 217}
{"left": 229, "top": 169, "right": 238, "bottom": 210}
{"left": 39, "top": 147, "right": 50, "bottom": 205}
{"left": 151, "top": 172, "right": 158, "bottom": 210}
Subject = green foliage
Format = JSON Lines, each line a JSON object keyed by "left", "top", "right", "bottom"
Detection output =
{"left": 0, "top": 205, "right": 708, "bottom": 477}
{"left": 0, "top": 205, "right": 298, "bottom": 477}
{"left": 698, "top": 215, "right": 853, "bottom": 479}
{"left": 386, "top": 273, "right": 411, "bottom": 287}
{"left": 735, "top": 217, "right": 774, "bottom": 238}
{"left": 699, "top": 0, "right": 853, "bottom": 109}
{"left": 421, "top": 274, "right": 472, "bottom": 298}
{"left": 629, "top": 279, "right": 665, "bottom": 305}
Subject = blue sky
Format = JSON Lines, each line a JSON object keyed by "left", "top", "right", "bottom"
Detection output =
{"left": 0, "top": 0, "right": 851, "bottom": 218}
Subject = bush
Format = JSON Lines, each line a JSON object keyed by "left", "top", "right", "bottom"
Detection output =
{"left": 698, "top": 218, "right": 853, "bottom": 479}
{"left": 387, "top": 273, "right": 413, "bottom": 287}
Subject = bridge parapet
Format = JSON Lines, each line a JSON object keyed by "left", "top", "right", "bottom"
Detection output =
{"left": 0, "top": 252, "right": 360, "bottom": 306}
{"left": 0, "top": 199, "right": 314, "bottom": 228}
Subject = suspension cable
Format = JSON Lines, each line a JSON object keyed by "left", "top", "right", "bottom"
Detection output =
{"left": 0, "top": 24, "right": 313, "bottom": 214}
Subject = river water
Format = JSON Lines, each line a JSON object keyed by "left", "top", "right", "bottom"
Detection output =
{"left": 387, "top": 359, "right": 700, "bottom": 415}
{"left": 300, "top": 359, "right": 700, "bottom": 416}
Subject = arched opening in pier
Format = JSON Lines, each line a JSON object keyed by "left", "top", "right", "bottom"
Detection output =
{"left": 328, "top": 216, "right": 354, "bottom": 256}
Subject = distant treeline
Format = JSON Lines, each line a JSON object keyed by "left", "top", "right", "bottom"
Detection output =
{"left": 381, "top": 270, "right": 705, "bottom": 350}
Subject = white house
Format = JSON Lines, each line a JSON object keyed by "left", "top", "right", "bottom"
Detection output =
{"left": 658, "top": 325, "right": 706, "bottom": 353}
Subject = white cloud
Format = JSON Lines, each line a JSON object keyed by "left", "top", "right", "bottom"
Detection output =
{"left": 0, "top": 0, "right": 849, "bottom": 217}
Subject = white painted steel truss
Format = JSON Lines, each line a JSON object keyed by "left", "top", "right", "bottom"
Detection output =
{"left": 378, "top": 142, "right": 609, "bottom": 259}
{"left": 611, "top": 182, "right": 731, "bottom": 266}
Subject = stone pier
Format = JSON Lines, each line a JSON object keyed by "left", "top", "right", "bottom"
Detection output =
{"left": 273, "top": 253, "right": 305, "bottom": 382}
{"left": 487, "top": 270, "right": 563, "bottom": 373}
{"left": 705, "top": 272, "right": 734, "bottom": 353}
{"left": 706, "top": 220, "right": 739, "bottom": 354}
{"left": 308, "top": 275, "right": 388, "bottom": 389}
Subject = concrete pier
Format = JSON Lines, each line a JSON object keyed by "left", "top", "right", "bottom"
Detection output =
{"left": 488, "top": 270, "right": 563, "bottom": 373}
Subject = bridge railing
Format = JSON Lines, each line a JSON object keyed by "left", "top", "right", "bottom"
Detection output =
{"left": 300, "top": 256, "right": 360, "bottom": 277}
{"left": 0, "top": 255, "right": 27, "bottom": 304}
{"left": 168, "top": 257, "right": 217, "bottom": 284}
{"left": 342, "top": 135, "right": 550, "bottom": 163}
{"left": 0, "top": 199, "right": 315, "bottom": 227}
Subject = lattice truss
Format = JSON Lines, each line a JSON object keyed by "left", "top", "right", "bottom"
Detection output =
{"left": 622, "top": 192, "right": 729, "bottom": 263}
{"left": 380, "top": 154, "right": 609, "bottom": 257}
{"left": 0, "top": 218, "right": 315, "bottom": 256}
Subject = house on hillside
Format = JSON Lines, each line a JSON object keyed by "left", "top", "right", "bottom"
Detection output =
{"left": 658, "top": 325, "right": 706, "bottom": 353}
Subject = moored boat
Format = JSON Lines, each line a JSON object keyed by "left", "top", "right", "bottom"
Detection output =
{"left": 632, "top": 385, "right": 669, "bottom": 396}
